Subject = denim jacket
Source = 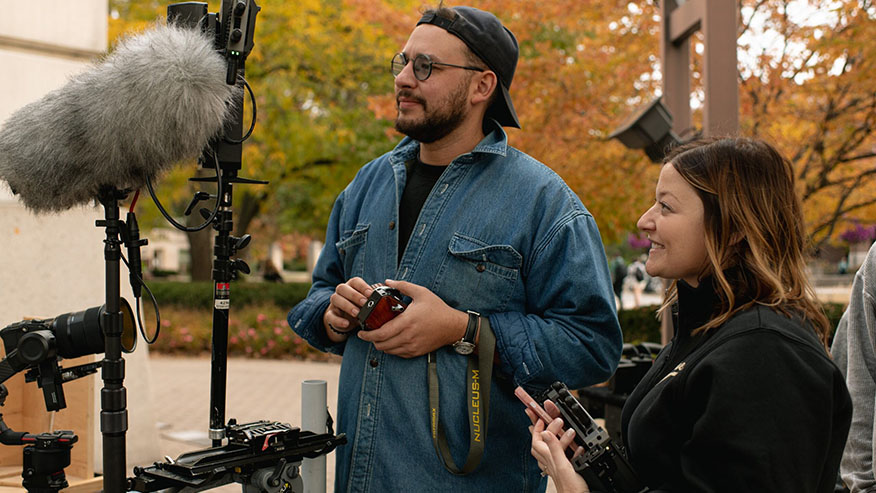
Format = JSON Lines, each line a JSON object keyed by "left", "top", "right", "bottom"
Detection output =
{"left": 288, "top": 124, "right": 622, "bottom": 492}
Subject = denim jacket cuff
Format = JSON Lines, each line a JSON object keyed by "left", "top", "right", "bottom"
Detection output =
{"left": 288, "top": 290, "right": 346, "bottom": 355}
{"left": 489, "top": 313, "right": 543, "bottom": 386}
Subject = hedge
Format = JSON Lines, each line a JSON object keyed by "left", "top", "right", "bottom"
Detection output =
{"left": 146, "top": 281, "right": 847, "bottom": 346}
{"left": 618, "top": 302, "right": 846, "bottom": 343}
{"left": 145, "top": 280, "right": 312, "bottom": 309}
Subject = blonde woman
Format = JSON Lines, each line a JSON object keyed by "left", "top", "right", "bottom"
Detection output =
{"left": 529, "top": 138, "right": 852, "bottom": 493}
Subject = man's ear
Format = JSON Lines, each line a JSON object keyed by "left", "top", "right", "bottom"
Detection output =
{"left": 471, "top": 70, "right": 498, "bottom": 106}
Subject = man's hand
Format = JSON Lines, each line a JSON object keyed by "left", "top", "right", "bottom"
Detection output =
{"left": 356, "top": 279, "right": 468, "bottom": 358}
{"left": 323, "top": 277, "right": 373, "bottom": 342}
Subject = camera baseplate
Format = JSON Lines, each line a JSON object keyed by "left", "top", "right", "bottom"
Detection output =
{"left": 129, "top": 419, "right": 346, "bottom": 492}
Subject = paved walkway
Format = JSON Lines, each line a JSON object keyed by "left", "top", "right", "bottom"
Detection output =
{"left": 149, "top": 356, "right": 342, "bottom": 492}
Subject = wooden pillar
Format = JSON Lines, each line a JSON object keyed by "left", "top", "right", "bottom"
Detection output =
{"left": 658, "top": 0, "right": 739, "bottom": 344}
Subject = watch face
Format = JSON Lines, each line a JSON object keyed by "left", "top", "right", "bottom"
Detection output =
{"left": 453, "top": 341, "right": 475, "bottom": 355}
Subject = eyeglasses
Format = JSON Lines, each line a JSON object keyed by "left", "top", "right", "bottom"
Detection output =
{"left": 391, "top": 52, "right": 485, "bottom": 81}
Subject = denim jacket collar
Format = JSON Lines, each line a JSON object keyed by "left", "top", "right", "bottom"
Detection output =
{"left": 388, "top": 119, "right": 509, "bottom": 167}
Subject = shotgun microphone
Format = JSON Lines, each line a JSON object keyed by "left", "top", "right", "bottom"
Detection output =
{"left": 0, "top": 22, "right": 237, "bottom": 213}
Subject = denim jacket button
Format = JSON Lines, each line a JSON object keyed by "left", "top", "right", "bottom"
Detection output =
{"left": 476, "top": 263, "right": 486, "bottom": 273}
{"left": 389, "top": 220, "right": 396, "bottom": 230}
{"left": 370, "top": 359, "right": 379, "bottom": 368}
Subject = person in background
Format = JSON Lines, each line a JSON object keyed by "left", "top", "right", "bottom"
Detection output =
{"left": 627, "top": 254, "right": 647, "bottom": 307}
{"left": 610, "top": 254, "right": 627, "bottom": 310}
{"left": 287, "top": 3, "right": 622, "bottom": 491}
{"left": 528, "top": 137, "right": 852, "bottom": 493}
{"left": 832, "top": 242, "right": 876, "bottom": 492}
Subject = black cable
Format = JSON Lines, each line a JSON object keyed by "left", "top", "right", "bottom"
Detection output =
{"left": 223, "top": 78, "right": 256, "bottom": 145}
{"left": 120, "top": 252, "right": 161, "bottom": 348}
{"left": 146, "top": 149, "right": 222, "bottom": 232}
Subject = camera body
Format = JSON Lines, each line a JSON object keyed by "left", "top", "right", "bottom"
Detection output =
{"left": 357, "top": 286, "right": 407, "bottom": 330}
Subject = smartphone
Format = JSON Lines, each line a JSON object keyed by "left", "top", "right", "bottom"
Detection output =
{"left": 516, "top": 385, "right": 583, "bottom": 459}
{"left": 514, "top": 386, "right": 554, "bottom": 423}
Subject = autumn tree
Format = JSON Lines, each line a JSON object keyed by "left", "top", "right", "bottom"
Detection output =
{"left": 737, "top": 0, "right": 876, "bottom": 247}
{"left": 110, "top": 0, "right": 876, "bottom": 270}
{"left": 109, "top": 0, "right": 400, "bottom": 278}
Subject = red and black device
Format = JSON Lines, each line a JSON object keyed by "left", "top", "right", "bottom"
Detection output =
{"left": 357, "top": 285, "right": 408, "bottom": 330}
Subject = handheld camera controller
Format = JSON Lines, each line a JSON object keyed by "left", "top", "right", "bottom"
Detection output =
{"left": 356, "top": 285, "right": 407, "bottom": 331}
{"left": 536, "top": 382, "right": 647, "bottom": 493}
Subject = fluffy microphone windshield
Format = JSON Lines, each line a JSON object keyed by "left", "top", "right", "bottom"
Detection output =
{"left": 0, "top": 23, "right": 236, "bottom": 213}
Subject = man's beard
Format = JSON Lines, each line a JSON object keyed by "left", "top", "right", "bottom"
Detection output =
{"left": 394, "top": 82, "right": 468, "bottom": 144}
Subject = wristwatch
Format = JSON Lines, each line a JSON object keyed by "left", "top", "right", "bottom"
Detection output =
{"left": 453, "top": 310, "right": 480, "bottom": 355}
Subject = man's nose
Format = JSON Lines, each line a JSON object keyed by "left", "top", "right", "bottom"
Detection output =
{"left": 394, "top": 60, "right": 417, "bottom": 88}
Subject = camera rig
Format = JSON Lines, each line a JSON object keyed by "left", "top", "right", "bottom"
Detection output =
{"left": 130, "top": 420, "right": 346, "bottom": 492}
{"left": 0, "top": 300, "right": 135, "bottom": 412}
{"left": 130, "top": 1, "right": 347, "bottom": 492}
{"left": 536, "top": 382, "right": 647, "bottom": 493}
{"left": 2, "top": 1, "right": 345, "bottom": 491}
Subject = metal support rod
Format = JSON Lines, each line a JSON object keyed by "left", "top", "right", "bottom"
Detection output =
{"left": 209, "top": 192, "right": 234, "bottom": 446}
{"left": 98, "top": 188, "right": 128, "bottom": 493}
{"left": 301, "top": 380, "right": 328, "bottom": 493}
{"left": 208, "top": 73, "right": 245, "bottom": 447}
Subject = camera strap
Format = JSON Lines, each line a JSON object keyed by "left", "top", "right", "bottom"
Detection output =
{"left": 427, "top": 317, "right": 495, "bottom": 475}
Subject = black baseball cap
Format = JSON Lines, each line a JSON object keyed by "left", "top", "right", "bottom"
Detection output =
{"left": 417, "top": 6, "right": 521, "bottom": 129}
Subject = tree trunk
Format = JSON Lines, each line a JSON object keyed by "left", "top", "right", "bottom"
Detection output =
{"left": 187, "top": 169, "right": 215, "bottom": 281}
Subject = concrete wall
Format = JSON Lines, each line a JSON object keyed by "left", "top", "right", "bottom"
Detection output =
{"left": 0, "top": 0, "right": 160, "bottom": 476}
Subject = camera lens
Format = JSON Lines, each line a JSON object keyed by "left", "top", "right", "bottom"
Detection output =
{"left": 51, "top": 299, "right": 136, "bottom": 358}
{"left": 52, "top": 306, "right": 104, "bottom": 358}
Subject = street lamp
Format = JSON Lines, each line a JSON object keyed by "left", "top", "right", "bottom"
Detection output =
{"left": 608, "top": 97, "right": 682, "bottom": 163}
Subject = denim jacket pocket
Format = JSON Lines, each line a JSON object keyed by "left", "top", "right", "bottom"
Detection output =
{"left": 434, "top": 233, "right": 522, "bottom": 313}
{"left": 335, "top": 224, "right": 369, "bottom": 278}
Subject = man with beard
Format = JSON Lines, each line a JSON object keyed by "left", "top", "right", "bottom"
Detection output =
{"left": 288, "top": 4, "right": 621, "bottom": 492}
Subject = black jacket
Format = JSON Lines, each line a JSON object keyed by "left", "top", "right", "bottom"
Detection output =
{"left": 620, "top": 279, "right": 852, "bottom": 493}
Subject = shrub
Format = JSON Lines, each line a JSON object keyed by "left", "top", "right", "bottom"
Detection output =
{"left": 141, "top": 280, "right": 848, "bottom": 358}
{"left": 618, "top": 306, "right": 662, "bottom": 343}
{"left": 617, "top": 301, "right": 848, "bottom": 345}
{"left": 144, "top": 303, "right": 338, "bottom": 362}
{"left": 144, "top": 281, "right": 311, "bottom": 309}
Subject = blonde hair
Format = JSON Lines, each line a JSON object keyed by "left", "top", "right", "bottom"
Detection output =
{"left": 656, "top": 137, "right": 830, "bottom": 347}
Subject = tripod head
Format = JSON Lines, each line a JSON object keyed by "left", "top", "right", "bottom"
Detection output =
{"left": 0, "top": 384, "right": 79, "bottom": 493}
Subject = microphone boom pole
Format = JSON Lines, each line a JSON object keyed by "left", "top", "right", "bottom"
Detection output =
{"left": 96, "top": 186, "right": 130, "bottom": 493}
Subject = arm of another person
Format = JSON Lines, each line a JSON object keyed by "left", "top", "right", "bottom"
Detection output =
{"left": 489, "top": 212, "right": 623, "bottom": 389}
{"left": 833, "top": 248, "right": 876, "bottom": 493}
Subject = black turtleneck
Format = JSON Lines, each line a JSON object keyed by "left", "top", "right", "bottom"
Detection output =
{"left": 663, "top": 278, "right": 721, "bottom": 371}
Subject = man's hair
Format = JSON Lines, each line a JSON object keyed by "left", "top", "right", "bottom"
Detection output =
{"left": 657, "top": 137, "right": 831, "bottom": 347}
{"left": 421, "top": 2, "right": 498, "bottom": 107}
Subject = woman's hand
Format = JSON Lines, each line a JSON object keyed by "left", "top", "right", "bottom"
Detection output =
{"left": 528, "top": 404, "right": 589, "bottom": 493}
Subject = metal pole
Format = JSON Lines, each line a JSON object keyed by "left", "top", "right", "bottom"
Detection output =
{"left": 301, "top": 380, "right": 327, "bottom": 493}
{"left": 98, "top": 188, "right": 128, "bottom": 493}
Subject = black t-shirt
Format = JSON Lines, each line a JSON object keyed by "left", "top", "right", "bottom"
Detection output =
{"left": 398, "top": 158, "right": 446, "bottom": 263}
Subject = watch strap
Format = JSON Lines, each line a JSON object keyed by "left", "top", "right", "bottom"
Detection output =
{"left": 462, "top": 310, "right": 480, "bottom": 344}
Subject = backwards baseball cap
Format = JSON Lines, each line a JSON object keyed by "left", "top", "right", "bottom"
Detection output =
{"left": 417, "top": 6, "right": 521, "bottom": 129}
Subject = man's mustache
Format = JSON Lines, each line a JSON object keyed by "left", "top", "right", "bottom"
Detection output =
{"left": 396, "top": 91, "right": 426, "bottom": 107}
